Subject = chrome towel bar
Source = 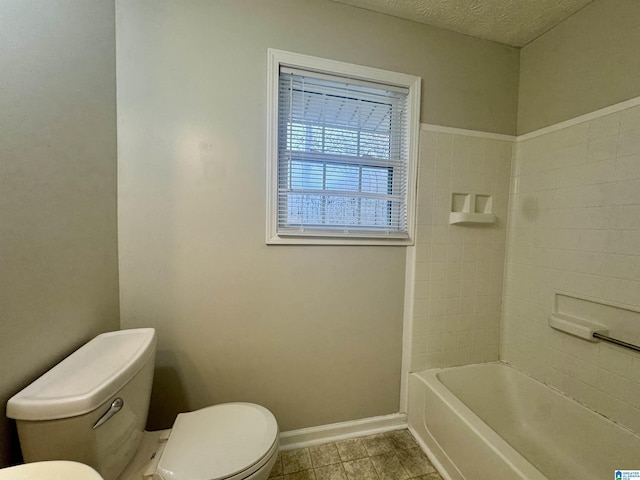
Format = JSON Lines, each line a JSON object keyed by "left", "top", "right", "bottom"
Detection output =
{"left": 592, "top": 332, "right": 640, "bottom": 353}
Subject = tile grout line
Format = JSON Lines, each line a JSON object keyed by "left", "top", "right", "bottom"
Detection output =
{"left": 270, "top": 429, "right": 443, "bottom": 480}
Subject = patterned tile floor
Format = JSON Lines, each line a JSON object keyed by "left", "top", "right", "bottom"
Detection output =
{"left": 269, "top": 430, "right": 443, "bottom": 480}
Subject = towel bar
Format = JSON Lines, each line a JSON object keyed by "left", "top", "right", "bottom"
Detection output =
{"left": 592, "top": 332, "right": 640, "bottom": 353}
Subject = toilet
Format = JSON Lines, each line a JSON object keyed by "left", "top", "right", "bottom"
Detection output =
{"left": 6, "top": 329, "right": 279, "bottom": 480}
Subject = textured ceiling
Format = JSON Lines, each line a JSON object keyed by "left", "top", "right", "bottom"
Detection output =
{"left": 330, "top": 0, "right": 595, "bottom": 47}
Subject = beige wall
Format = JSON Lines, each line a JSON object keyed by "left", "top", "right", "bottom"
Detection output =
{"left": 518, "top": 0, "right": 640, "bottom": 134}
{"left": 116, "top": 0, "right": 519, "bottom": 431}
{"left": 0, "top": 0, "right": 119, "bottom": 466}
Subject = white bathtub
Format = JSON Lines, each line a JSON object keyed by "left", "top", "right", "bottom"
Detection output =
{"left": 408, "top": 362, "right": 640, "bottom": 480}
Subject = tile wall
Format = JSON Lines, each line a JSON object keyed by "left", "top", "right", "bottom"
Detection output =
{"left": 502, "top": 103, "right": 640, "bottom": 433}
{"left": 410, "top": 128, "right": 512, "bottom": 371}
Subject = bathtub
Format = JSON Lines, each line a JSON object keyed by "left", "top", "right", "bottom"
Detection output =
{"left": 408, "top": 362, "right": 640, "bottom": 480}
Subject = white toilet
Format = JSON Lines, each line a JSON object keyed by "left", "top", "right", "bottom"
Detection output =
{"left": 6, "top": 329, "right": 279, "bottom": 480}
{"left": 0, "top": 461, "right": 104, "bottom": 480}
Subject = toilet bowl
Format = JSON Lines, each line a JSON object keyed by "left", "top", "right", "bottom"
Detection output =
{"left": 6, "top": 329, "right": 279, "bottom": 480}
{"left": 148, "top": 404, "right": 278, "bottom": 480}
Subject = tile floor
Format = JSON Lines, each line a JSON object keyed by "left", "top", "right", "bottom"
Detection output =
{"left": 270, "top": 430, "right": 443, "bottom": 480}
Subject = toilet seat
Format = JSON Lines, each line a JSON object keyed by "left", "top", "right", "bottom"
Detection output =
{"left": 154, "top": 403, "right": 279, "bottom": 480}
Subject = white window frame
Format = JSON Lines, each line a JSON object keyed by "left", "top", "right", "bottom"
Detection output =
{"left": 266, "top": 48, "right": 421, "bottom": 246}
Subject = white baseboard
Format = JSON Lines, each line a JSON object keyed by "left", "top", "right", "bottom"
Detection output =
{"left": 279, "top": 413, "right": 408, "bottom": 451}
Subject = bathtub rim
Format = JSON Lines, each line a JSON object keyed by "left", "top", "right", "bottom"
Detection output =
{"left": 410, "top": 361, "right": 547, "bottom": 480}
{"left": 422, "top": 360, "right": 640, "bottom": 438}
{"left": 410, "top": 360, "right": 640, "bottom": 480}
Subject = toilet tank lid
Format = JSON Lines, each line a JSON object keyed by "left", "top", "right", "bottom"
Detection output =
{"left": 6, "top": 328, "right": 156, "bottom": 421}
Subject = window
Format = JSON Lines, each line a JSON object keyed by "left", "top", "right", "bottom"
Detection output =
{"left": 266, "top": 49, "right": 420, "bottom": 245}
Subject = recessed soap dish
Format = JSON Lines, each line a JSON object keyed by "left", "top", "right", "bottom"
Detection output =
{"left": 449, "top": 193, "right": 496, "bottom": 225}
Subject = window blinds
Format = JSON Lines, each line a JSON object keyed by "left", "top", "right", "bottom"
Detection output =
{"left": 277, "top": 67, "right": 410, "bottom": 238}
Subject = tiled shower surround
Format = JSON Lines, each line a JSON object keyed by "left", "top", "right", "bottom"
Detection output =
{"left": 502, "top": 103, "right": 640, "bottom": 434}
{"left": 409, "top": 103, "right": 640, "bottom": 436}
{"left": 410, "top": 128, "right": 512, "bottom": 370}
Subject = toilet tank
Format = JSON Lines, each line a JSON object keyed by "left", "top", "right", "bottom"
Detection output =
{"left": 6, "top": 329, "right": 157, "bottom": 480}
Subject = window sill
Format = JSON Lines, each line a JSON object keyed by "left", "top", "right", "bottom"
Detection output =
{"left": 266, "top": 233, "right": 414, "bottom": 246}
